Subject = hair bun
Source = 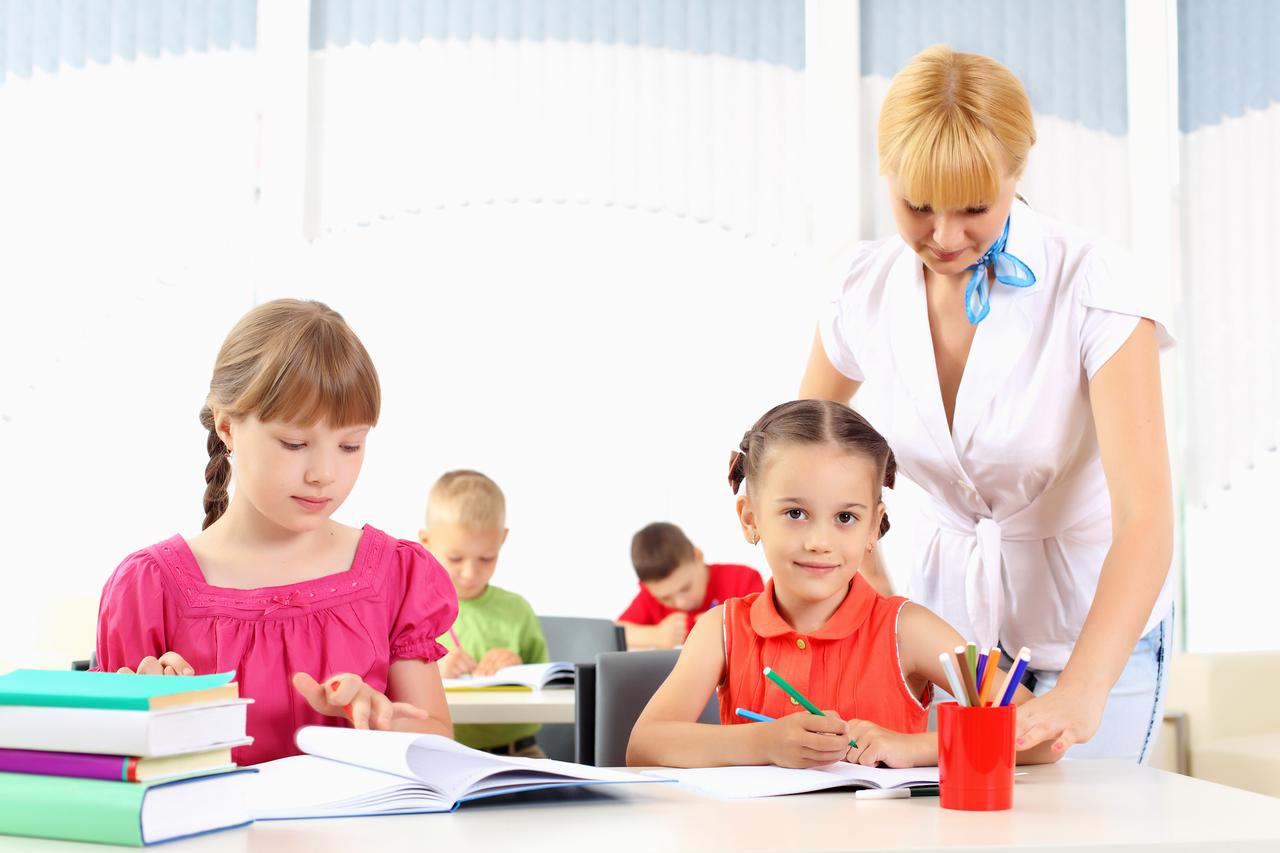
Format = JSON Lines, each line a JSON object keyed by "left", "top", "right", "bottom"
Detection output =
{"left": 727, "top": 450, "right": 747, "bottom": 494}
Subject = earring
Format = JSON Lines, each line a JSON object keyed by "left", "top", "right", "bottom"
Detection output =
{"left": 750, "top": 532, "right": 759, "bottom": 545}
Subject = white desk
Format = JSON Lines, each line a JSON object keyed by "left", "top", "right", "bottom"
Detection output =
{"left": 445, "top": 688, "right": 575, "bottom": 724}
{"left": 8, "top": 761, "right": 1280, "bottom": 851}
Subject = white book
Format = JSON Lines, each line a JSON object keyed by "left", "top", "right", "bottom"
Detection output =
{"left": 442, "top": 661, "right": 574, "bottom": 691}
{"left": 252, "top": 727, "right": 661, "bottom": 818}
{"left": 0, "top": 700, "right": 253, "bottom": 757}
{"left": 649, "top": 762, "right": 940, "bottom": 799}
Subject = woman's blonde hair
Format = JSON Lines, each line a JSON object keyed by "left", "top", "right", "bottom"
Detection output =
{"left": 878, "top": 45, "right": 1035, "bottom": 210}
{"left": 199, "top": 299, "right": 380, "bottom": 529}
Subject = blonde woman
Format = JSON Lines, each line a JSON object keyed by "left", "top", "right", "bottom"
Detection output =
{"left": 800, "top": 46, "right": 1174, "bottom": 762}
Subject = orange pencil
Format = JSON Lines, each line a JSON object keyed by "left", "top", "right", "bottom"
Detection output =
{"left": 977, "top": 648, "right": 999, "bottom": 706}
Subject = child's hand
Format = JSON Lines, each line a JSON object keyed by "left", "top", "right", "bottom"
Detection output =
{"left": 843, "top": 719, "right": 928, "bottom": 768}
{"left": 117, "top": 652, "right": 194, "bottom": 676}
{"left": 439, "top": 648, "right": 478, "bottom": 679}
{"left": 656, "top": 612, "right": 688, "bottom": 648}
{"left": 292, "top": 672, "right": 431, "bottom": 731}
{"left": 473, "top": 648, "right": 521, "bottom": 676}
{"left": 754, "top": 710, "right": 850, "bottom": 768}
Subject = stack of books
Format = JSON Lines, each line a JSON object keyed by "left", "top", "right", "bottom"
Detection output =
{"left": 0, "top": 668, "right": 256, "bottom": 846}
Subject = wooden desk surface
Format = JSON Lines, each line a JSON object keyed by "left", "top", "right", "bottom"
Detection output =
{"left": 6, "top": 760, "right": 1280, "bottom": 851}
{"left": 445, "top": 688, "right": 575, "bottom": 724}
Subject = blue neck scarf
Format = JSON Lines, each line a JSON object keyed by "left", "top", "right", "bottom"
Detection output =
{"left": 963, "top": 215, "right": 1036, "bottom": 324}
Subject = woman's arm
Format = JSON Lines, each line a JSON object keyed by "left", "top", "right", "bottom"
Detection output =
{"left": 1015, "top": 319, "right": 1174, "bottom": 754}
{"left": 799, "top": 327, "right": 861, "bottom": 403}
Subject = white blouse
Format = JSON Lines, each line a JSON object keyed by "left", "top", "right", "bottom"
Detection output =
{"left": 819, "top": 199, "right": 1174, "bottom": 670}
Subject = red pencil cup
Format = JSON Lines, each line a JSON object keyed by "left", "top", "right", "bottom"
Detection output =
{"left": 937, "top": 701, "right": 1015, "bottom": 811}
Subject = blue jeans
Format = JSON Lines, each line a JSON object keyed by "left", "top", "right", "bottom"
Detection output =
{"left": 1018, "top": 609, "right": 1172, "bottom": 763}
{"left": 930, "top": 609, "right": 1172, "bottom": 764}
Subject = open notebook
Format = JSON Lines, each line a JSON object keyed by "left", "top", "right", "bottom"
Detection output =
{"left": 252, "top": 727, "right": 659, "bottom": 818}
{"left": 442, "top": 661, "right": 574, "bottom": 691}
{"left": 649, "top": 762, "right": 940, "bottom": 799}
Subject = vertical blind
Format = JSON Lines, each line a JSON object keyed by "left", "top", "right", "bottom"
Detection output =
{"left": 307, "top": 0, "right": 810, "bottom": 245}
{"left": 1177, "top": 0, "right": 1280, "bottom": 505}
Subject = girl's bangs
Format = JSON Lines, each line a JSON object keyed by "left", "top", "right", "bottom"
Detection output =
{"left": 244, "top": 329, "right": 380, "bottom": 428}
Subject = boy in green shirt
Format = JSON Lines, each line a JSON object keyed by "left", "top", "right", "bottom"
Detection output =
{"left": 421, "top": 470, "right": 549, "bottom": 757}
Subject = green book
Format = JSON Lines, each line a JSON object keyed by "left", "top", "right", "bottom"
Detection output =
{"left": 0, "top": 770, "right": 254, "bottom": 846}
{"left": 0, "top": 670, "right": 237, "bottom": 711}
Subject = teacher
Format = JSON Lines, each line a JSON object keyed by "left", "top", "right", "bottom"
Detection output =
{"left": 800, "top": 46, "right": 1174, "bottom": 762}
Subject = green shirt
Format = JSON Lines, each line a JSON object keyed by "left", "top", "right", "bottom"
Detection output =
{"left": 440, "top": 583, "right": 549, "bottom": 749}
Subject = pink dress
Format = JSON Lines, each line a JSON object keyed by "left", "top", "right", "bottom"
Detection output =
{"left": 93, "top": 525, "right": 458, "bottom": 766}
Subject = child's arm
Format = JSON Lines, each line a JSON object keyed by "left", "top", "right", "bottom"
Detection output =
{"left": 897, "top": 603, "right": 1063, "bottom": 766}
{"left": 618, "top": 613, "right": 687, "bottom": 650}
{"left": 291, "top": 662, "right": 452, "bottom": 738}
{"left": 626, "top": 606, "right": 849, "bottom": 768}
{"left": 385, "top": 659, "right": 453, "bottom": 738}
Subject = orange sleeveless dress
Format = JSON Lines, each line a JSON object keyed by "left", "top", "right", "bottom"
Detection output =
{"left": 717, "top": 574, "right": 931, "bottom": 732}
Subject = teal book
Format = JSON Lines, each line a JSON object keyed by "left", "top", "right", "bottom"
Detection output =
{"left": 0, "top": 669, "right": 237, "bottom": 711}
{"left": 0, "top": 769, "right": 255, "bottom": 846}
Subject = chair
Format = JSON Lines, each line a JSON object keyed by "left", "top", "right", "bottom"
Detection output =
{"left": 535, "top": 616, "right": 627, "bottom": 762}
{"left": 537, "top": 616, "right": 626, "bottom": 663}
{"left": 591, "top": 649, "right": 718, "bottom": 767}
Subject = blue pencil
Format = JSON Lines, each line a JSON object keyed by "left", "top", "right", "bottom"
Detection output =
{"left": 734, "top": 707, "right": 774, "bottom": 723}
{"left": 998, "top": 648, "right": 1032, "bottom": 707}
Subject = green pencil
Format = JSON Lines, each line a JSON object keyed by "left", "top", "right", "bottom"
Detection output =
{"left": 762, "top": 666, "right": 858, "bottom": 749}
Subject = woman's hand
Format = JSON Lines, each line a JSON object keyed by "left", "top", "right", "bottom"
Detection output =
{"left": 117, "top": 652, "right": 193, "bottom": 675}
{"left": 292, "top": 672, "right": 431, "bottom": 731}
{"left": 753, "top": 711, "right": 850, "bottom": 769}
{"left": 438, "top": 647, "right": 478, "bottom": 679}
{"left": 473, "top": 648, "right": 522, "bottom": 676}
{"left": 844, "top": 720, "right": 930, "bottom": 768}
{"left": 1014, "top": 681, "right": 1109, "bottom": 755}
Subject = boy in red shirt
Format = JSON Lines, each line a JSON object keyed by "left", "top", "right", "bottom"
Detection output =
{"left": 617, "top": 522, "right": 763, "bottom": 649}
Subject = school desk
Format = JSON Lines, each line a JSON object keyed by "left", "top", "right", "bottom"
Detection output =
{"left": 446, "top": 688, "right": 576, "bottom": 724}
{"left": 5, "top": 760, "right": 1280, "bottom": 851}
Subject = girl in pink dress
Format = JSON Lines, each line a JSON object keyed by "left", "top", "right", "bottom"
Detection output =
{"left": 94, "top": 299, "right": 458, "bottom": 765}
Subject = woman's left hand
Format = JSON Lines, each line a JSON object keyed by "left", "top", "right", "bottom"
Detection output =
{"left": 292, "top": 672, "right": 431, "bottom": 731}
{"left": 1014, "top": 681, "right": 1109, "bottom": 754}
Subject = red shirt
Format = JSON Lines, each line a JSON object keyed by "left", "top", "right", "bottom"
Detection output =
{"left": 618, "top": 563, "right": 764, "bottom": 635}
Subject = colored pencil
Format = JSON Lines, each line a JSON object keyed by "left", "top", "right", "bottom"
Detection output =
{"left": 939, "top": 651, "right": 969, "bottom": 707}
{"left": 978, "top": 649, "right": 1000, "bottom": 706}
{"left": 734, "top": 707, "right": 773, "bottom": 723}
{"left": 998, "top": 647, "right": 1032, "bottom": 707}
{"left": 954, "top": 645, "right": 981, "bottom": 706}
{"left": 969, "top": 642, "right": 982, "bottom": 686}
{"left": 762, "top": 667, "right": 857, "bottom": 749}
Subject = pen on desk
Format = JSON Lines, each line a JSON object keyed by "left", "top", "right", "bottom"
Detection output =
{"left": 939, "top": 652, "right": 969, "bottom": 707}
{"left": 955, "top": 646, "right": 981, "bottom": 706}
{"left": 762, "top": 666, "right": 858, "bottom": 749}
{"left": 855, "top": 785, "right": 940, "bottom": 800}
{"left": 998, "top": 647, "right": 1031, "bottom": 707}
{"left": 734, "top": 707, "right": 774, "bottom": 723}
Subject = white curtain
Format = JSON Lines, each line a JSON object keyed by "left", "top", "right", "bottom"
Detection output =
{"left": 307, "top": 0, "right": 811, "bottom": 246}
{"left": 1177, "top": 0, "right": 1280, "bottom": 505}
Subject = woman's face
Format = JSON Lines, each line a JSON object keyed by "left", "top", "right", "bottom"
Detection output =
{"left": 887, "top": 171, "right": 1018, "bottom": 280}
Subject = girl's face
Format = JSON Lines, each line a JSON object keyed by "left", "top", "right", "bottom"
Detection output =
{"left": 887, "top": 171, "right": 1018, "bottom": 280}
{"left": 219, "top": 413, "right": 370, "bottom": 534}
{"left": 737, "top": 442, "right": 884, "bottom": 605}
